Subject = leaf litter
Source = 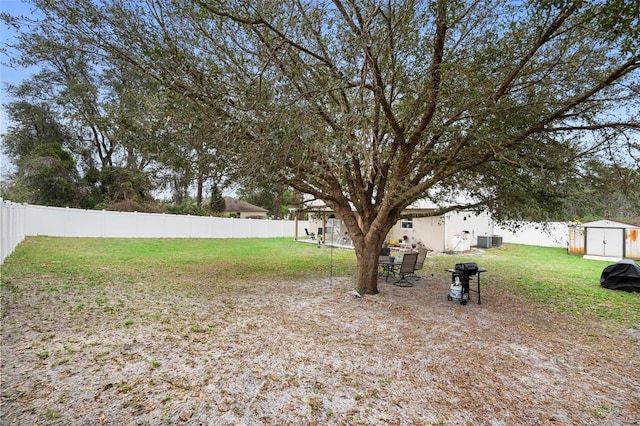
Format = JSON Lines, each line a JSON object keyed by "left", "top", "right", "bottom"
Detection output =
{"left": 1, "top": 273, "right": 639, "bottom": 425}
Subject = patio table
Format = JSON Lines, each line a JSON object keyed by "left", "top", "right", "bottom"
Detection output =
{"left": 378, "top": 256, "right": 399, "bottom": 281}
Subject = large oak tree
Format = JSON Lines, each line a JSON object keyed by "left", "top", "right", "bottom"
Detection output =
{"left": 10, "top": 0, "right": 639, "bottom": 294}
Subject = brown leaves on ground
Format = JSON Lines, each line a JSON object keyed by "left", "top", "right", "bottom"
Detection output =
{"left": 1, "top": 274, "right": 639, "bottom": 425}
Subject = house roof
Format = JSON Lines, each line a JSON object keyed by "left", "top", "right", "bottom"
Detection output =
{"left": 223, "top": 197, "right": 268, "bottom": 213}
{"left": 579, "top": 220, "right": 639, "bottom": 229}
{"left": 407, "top": 199, "right": 440, "bottom": 210}
{"left": 303, "top": 197, "right": 456, "bottom": 212}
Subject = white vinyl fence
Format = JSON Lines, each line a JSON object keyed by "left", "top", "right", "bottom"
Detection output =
{"left": 1, "top": 199, "right": 308, "bottom": 264}
{"left": 493, "top": 221, "right": 568, "bottom": 248}
{"left": 1, "top": 198, "right": 569, "bottom": 265}
{"left": 1, "top": 199, "right": 27, "bottom": 265}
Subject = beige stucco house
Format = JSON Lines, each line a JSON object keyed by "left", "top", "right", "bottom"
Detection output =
{"left": 301, "top": 199, "right": 495, "bottom": 252}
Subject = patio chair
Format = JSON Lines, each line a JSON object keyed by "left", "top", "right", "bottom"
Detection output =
{"left": 304, "top": 228, "right": 315, "bottom": 240}
{"left": 393, "top": 252, "right": 418, "bottom": 287}
{"left": 408, "top": 247, "right": 428, "bottom": 280}
{"left": 336, "top": 232, "right": 352, "bottom": 246}
{"left": 378, "top": 247, "right": 394, "bottom": 279}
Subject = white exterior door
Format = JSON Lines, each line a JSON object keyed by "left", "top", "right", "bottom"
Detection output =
{"left": 586, "top": 228, "right": 624, "bottom": 257}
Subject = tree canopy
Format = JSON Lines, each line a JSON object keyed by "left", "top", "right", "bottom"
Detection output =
{"left": 2, "top": 0, "right": 638, "bottom": 293}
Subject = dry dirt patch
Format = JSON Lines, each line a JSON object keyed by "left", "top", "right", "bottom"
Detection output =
{"left": 1, "top": 274, "right": 639, "bottom": 425}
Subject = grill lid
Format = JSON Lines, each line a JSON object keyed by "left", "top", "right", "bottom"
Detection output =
{"left": 454, "top": 262, "right": 479, "bottom": 275}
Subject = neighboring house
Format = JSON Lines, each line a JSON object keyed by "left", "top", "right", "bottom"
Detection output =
{"left": 223, "top": 197, "right": 268, "bottom": 219}
{"left": 302, "top": 198, "right": 495, "bottom": 252}
{"left": 568, "top": 219, "right": 640, "bottom": 260}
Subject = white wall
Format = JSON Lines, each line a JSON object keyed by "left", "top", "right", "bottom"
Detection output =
{"left": 444, "top": 211, "right": 494, "bottom": 251}
{"left": 398, "top": 214, "right": 568, "bottom": 251}
{"left": 493, "top": 221, "right": 568, "bottom": 248}
{"left": 0, "top": 199, "right": 309, "bottom": 264}
{"left": 395, "top": 215, "right": 443, "bottom": 251}
{"left": 390, "top": 211, "right": 495, "bottom": 252}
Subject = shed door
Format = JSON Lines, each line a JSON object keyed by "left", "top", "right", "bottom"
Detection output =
{"left": 586, "top": 228, "right": 624, "bottom": 257}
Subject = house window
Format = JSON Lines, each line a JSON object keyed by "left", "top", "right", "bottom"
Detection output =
{"left": 401, "top": 218, "right": 413, "bottom": 229}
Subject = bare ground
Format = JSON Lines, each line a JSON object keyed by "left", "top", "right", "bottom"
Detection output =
{"left": 1, "top": 272, "right": 639, "bottom": 425}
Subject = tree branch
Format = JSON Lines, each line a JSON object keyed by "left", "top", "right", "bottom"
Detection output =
{"left": 491, "top": 3, "right": 579, "bottom": 103}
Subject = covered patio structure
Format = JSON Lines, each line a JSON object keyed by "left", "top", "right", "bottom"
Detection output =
{"left": 293, "top": 201, "right": 354, "bottom": 248}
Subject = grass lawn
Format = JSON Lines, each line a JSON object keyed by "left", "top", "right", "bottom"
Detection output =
{"left": 1, "top": 237, "right": 638, "bottom": 425}
{"left": 2, "top": 237, "right": 637, "bottom": 327}
{"left": 429, "top": 244, "right": 640, "bottom": 328}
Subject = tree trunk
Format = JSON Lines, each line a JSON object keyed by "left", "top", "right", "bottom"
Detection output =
{"left": 337, "top": 204, "right": 398, "bottom": 296}
{"left": 273, "top": 192, "right": 282, "bottom": 219}
{"left": 195, "top": 176, "right": 203, "bottom": 206}
{"left": 354, "top": 247, "right": 383, "bottom": 295}
{"left": 351, "top": 226, "right": 393, "bottom": 295}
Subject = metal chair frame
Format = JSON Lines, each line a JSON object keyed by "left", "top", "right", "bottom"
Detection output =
{"left": 393, "top": 252, "right": 419, "bottom": 287}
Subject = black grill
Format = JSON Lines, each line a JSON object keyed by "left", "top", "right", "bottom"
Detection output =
{"left": 454, "top": 262, "right": 479, "bottom": 276}
{"left": 447, "top": 262, "right": 486, "bottom": 305}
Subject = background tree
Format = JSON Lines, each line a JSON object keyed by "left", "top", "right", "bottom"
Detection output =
{"left": 565, "top": 162, "right": 640, "bottom": 223}
{"left": 93, "top": 166, "right": 158, "bottom": 212}
{"left": 1, "top": 101, "right": 71, "bottom": 162}
{"left": 1, "top": 29, "right": 161, "bottom": 208}
{"left": 19, "top": 142, "right": 79, "bottom": 206}
{"left": 237, "top": 184, "right": 299, "bottom": 219}
{"left": 6, "top": 0, "right": 638, "bottom": 294}
{"left": 0, "top": 101, "right": 80, "bottom": 205}
{"left": 7, "top": 46, "right": 119, "bottom": 169}
{"left": 153, "top": 100, "right": 234, "bottom": 206}
{"left": 209, "top": 184, "right": 226, "bottom": 213}
{"left": 2, "top": 9, "right": 237, "bottom": 210}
